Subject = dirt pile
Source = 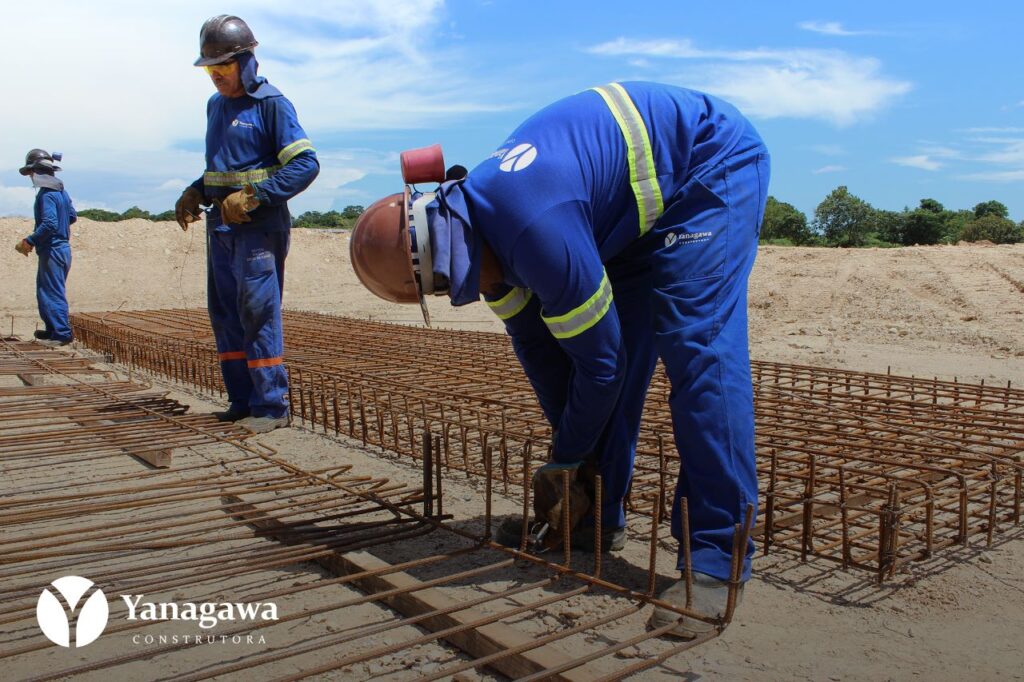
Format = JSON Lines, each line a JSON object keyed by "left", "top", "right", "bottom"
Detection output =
{"left": 3, "top": 217, "right": 1021, "bottom": 383}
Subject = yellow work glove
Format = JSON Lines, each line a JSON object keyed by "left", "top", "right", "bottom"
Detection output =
{"left": 216, "top": 184, "right": 260, "bottom": 225}
{"left": 175, "top": 186, "right": 205, "bottom": 231}
{"left": 15, "top": 239, "right": 33, "bottom": 256}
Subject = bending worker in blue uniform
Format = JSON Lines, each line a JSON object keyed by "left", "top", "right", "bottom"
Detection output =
{"left": 175, "top": 15, "right": 319, "bottom": 434}
{"left": 350, "top": 82, "right": 768, "bottom": 637}
{"left": 15, "top": 149, "right": 77, "bottom": 347}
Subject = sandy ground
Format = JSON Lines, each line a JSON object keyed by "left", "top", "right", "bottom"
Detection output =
{"left": 2, "top": 217, "right": 1023, "bottom": 681}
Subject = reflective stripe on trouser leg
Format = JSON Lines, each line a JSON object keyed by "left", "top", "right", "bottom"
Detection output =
{"left": 234, "top": 230, "right": 289, "bottom": 418}
{"left": 36, "top": 247, "right": 72, "bottom": 341}
{"left": 208, "top": 231, "right": 253, "bottom": 413}
{"left": 650, "top": 148, "right": 769, "bottom": 582}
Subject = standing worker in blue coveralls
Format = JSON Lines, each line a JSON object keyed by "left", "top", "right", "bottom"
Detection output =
{"left": 14, "top": 149, "right": 77, "bottom": 347}
{"left": 175, "top": 15, "right": 319, "bottom": 434}
{"left": 350, "top": 82, "right": 769, "bottom": 637}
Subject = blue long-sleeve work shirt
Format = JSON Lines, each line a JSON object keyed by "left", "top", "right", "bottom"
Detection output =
{"left": 191, "top": 89, "right": 319, "bottom": 232}
{"left": 463, "top": 82, "right": 764, "bottom": 463}
{"left": 25, "top": 187, "right": 76, "bottom": 253}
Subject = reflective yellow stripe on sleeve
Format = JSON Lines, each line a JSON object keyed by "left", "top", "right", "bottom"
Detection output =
{"left": 203, "top": 166, "right": 281, "bottom": 187}
{"left": 591, "top": 83, "right": 664, "bottom": 236}
{"left": 278, "top": 138, "right": 315, "bottom": 165}
{"left": 542, "top": 272, "right": 613, "bottom": 339}
{"left": 486, "top": 287, "right": 532, "bottom": 320}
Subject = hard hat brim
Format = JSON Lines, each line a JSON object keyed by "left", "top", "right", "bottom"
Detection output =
{"left": 193, "top": 45, "right": 256, "bottom": 67}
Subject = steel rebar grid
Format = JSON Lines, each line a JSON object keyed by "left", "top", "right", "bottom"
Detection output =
{"left": 1, "top": 338, "right": 743, "bottom": 681}
{"left": 70, "top": 309, "right": 1024, "bottom": 582}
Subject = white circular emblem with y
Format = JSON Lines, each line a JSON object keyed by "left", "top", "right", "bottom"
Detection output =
{"left": 499, "top": 143, "right": 538, "bottom": 172}
{"left": 665, "top": 232, "right": 678, "bottom": 248}
{"left": 37, "top": 576, "right": 109, "bottom": 648}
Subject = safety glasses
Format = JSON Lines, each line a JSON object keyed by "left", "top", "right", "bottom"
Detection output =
{"left": 202, "top": 62, "right": 238, "bottom": 76}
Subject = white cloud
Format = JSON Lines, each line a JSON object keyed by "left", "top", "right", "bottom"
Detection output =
{"left": 0, "top": 1, "right": 512, "bottom": 213}
{"left": 893, "top": 133, "right": 1024, "bottom": 185}
{"left": 891, "top": 155, "right": 943, "bottom": 171}
{"left": 586, "top": 39, "right": 911, "bottom": 126}
{"left": 798, "top": 21, "right": 873, "bottom": 37}
{"left": 0, "top": 185, "right": 38, "bottom": 216}
{"left": 963, "top": 127, "right": 1024, "bottom": 133}
{"left": 810, "top": 144, "right": 845, "bottom": 156}
{"left": 158, "top": 179, "right": 191, "bottom": 192}
{"left": 812, "top": 165, "right": 845, "bottom": 174}
{"left": 959, "top": 170, "right": 1024, "bottom": 182}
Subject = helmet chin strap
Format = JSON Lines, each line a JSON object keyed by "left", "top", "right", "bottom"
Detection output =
{"left": 406, "top": 188, "right": 437, "bottom": 327}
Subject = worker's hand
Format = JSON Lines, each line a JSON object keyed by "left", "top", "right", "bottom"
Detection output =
{"left": 216, "top": 184, "right": 260, "bottom": 225}
{"left": 175, "top": 186, "right": 205, "bottom": 232}
{"left": 14, "top": 239, "right": 33, "bottom": 256}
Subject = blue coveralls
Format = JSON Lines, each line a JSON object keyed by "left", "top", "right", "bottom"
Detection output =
{"left": 25, "top": 185, "right": 77, "bottom": 342}
{"left": 190, "top": 52, "right": 319, "bottom": 418}
{"left": 464, "top": 82, "right": 769, "bottom": 580}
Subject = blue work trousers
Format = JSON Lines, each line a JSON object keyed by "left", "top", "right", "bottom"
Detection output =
{"left": 207, "top": 230, "right": 290, "bottom": 418}
{"left": 36, "top": 246, "right": 72, "bottom": 342}
{"left": 595, "top": 147, "right": 769, "bottom": 581}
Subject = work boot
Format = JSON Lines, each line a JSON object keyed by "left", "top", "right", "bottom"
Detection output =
{"left": 35, "top": 337, "right": 72, "bottom": 347}
{"left": 237, "top": 415, "right": 289, "bottom": 434}
{"left": 494, "top": 517, "right": 625, "bottom": 552}
{"left": 648, "top": 572, "right": 744, "bottom": 638}
{"left": 570, "top": 525, "right": 626, "bottom": 552}
{"left": 211, "top": 409, "right": 250, "bottom": 423}
{"left": 33, "top": 330, "right": 51, "bottom": 340}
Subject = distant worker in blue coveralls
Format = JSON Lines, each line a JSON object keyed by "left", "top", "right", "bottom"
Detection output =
{"left": 14, "top": 149, "right": 77, "bottom": 347}
{"left": 350, "top": 82, "right": 769, "bottom": 637}
{"left": 175, "top": 15, "right": 319, "bottom": 434}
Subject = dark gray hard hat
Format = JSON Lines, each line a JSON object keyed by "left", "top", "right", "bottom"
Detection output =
{"left": 194, "top": 15, "right": 258, "bottom": 66}
{"left": 19, "top": 149, "right": 61, "bottom": 176}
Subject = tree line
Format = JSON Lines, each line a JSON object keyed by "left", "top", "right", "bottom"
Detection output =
{"left": 763, "top": 187, "right": 1023, "bottom": 247}
{"left": 76, "top": 205, "right": 365, "bottom": 229}
{"left": 66, "top": 189, "right": 1024, "bottom": 247}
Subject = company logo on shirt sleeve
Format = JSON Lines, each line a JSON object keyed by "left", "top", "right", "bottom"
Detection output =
{"left": 498, "top": 143, "right": 538, "bottom": 172}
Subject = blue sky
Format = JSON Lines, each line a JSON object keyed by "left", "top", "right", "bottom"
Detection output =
{"left": 1, "top": 1, "right": 1021, "bottom": 221}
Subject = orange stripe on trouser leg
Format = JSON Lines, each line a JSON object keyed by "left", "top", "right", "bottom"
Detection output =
{"left": 247, "top": 357, "right": 283, "bottom": 369}
{"left": 218, "top": 351, "right": 247, "bottom": 361}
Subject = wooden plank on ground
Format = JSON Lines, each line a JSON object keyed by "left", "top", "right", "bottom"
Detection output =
{"left": 222, "top": 494, "right": 599, "bottom": 682}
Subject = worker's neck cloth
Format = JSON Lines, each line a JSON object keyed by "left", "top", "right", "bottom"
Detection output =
{"left": 427, "top": 180, "right": 481, "bottom": 306}
{"left": 238, "top": 51, "right": 281, "bottom": 100}
{"left": 32, "top": 174, "right": 63, "bottom": 191}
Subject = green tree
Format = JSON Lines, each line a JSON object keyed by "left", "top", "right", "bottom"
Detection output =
{"left": 341, "top": 205, "right": 364, "bottom": 220}
{"left": 77, "top": 208, "right": 122, "bottom": 222}
{"left": 119, "top": 206, "right": 153, "bottom": 220}
{"left": 813, "top": 186, "right": 873, "bottom": 247}
{"left": 901, "top": 209, "right": 945, "bottom": 245}
{"left": 973, "top": 200, "right": 1009, "bottom": 220}
{"left": 943, "top": 209, "right": 973, "bottom": 243}
{"left": 919, "top": 198, "right": 945, "bottom": 214}
{"left": 760, "top": 196, "right": 814, "bottom": 244}
{"left": 961, "top": 215, "right": 1023, "bottom": 244}
{"left": 870, "top": 209, "right": 905, "bottom": 245}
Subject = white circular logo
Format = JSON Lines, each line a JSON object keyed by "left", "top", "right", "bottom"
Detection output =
{"left": 499, "top": 143, "right": 538, "bottom": 172}
{"left": 665, "top": 233, "right": 678, "bottom": 248}
{"left": 37, "top": 576, "right": 109, "bottom": 648}
{"left": 231, "top": 119, "right": 239, "bottom": 126}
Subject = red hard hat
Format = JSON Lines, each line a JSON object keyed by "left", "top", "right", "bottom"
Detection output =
{"left": 350, "top": 189, "right": 436, "bottom": 325}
